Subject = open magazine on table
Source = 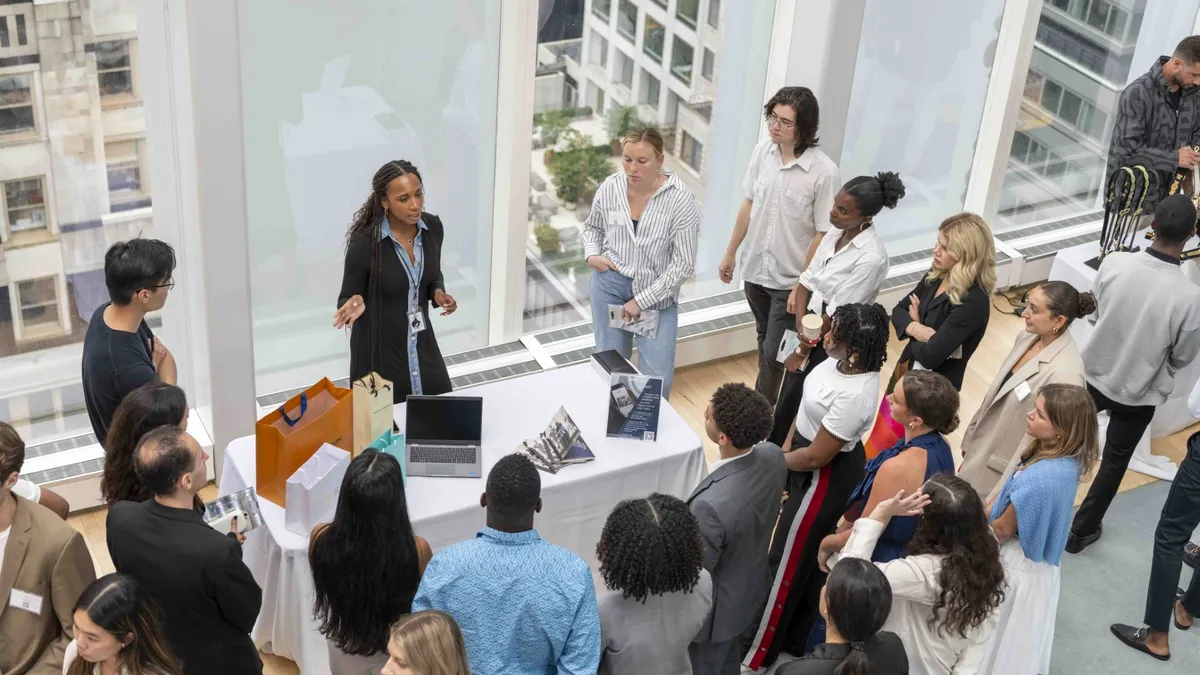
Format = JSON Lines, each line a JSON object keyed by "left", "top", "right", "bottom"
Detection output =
{"left": 517, "top": 406, "right": 595, "bottom": 474}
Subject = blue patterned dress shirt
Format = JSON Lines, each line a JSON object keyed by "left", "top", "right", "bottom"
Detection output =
{"left": 412, "top": 527, "right": 602, "bottom": 675}
{"left": 380, "top": 217, "right": 427, "bottom": 396}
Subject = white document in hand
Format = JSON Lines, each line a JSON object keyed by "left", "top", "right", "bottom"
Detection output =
{"left": 776, "top": 330, "right": 800, "bottom": 364}
{"left": 607, "top": 304, "right": 660, "bottom": 339}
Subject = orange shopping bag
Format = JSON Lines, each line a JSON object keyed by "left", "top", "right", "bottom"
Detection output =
{"left": 256, "top": 378, "right": 352, "bottom": 506}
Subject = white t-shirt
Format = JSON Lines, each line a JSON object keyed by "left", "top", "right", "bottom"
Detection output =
{"left": 13, "top": 478, "right": 41, "bottom": 503}
{"left": 794, "top": 358, "right": 880, "bottom": 452}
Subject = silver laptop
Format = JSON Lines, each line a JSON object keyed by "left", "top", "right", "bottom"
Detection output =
{"left": 405, "top": 395, "right": 483, "bottom": 478}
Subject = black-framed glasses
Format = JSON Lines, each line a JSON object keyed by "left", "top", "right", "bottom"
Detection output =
{"left": 146, "top": 279, "right": 175, "bottom": 291}
{"left": 766, "top": 112, "right": 795, "bottom": 130}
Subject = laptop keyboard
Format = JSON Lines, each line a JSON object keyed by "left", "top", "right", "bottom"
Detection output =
{"left": 410, "top": 445, "right": 477, "bottom": 465}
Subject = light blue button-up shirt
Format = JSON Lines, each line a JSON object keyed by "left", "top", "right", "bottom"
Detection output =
{"left": 412, "top": 527, "right": 602, "bottom": 675}
{"left": 381, "top": 218, "right": 427, "bottom": 395}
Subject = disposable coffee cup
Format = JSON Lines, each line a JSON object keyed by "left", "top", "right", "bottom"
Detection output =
{"left": 801, "top": 314, "right": 823, "bottom": 343}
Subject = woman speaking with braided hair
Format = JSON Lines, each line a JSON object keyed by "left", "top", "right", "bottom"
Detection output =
{"left": 335, "top": 161, "right": 457, "bottom": 402}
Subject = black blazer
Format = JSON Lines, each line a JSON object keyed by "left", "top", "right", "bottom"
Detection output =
{"left": 338, "top": 213, "right": 453, "bottom": 403}
{"left": 890, "top": 275, "right": 990, "bottom": 390}
{"left": 106, "top": 500, "right": 263, "bottom": 675}
{"left": 778, "top": 632, "right": 909, "bottom": 675}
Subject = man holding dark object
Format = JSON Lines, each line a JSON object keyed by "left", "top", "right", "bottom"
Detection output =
{"left": 1108, "top": 36, "right": 1200, "bottom": 217}
{"left": 106, "top": 426, "right": 262, "bottom": 675}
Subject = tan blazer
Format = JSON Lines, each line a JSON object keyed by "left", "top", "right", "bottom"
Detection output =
{"left": 958, "top": 331, "right": 1085, "bottom": 497}
{"left": 0, "top": 495, "right": 97, "bottom": 675}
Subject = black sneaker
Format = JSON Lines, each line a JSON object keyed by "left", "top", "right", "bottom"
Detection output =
{"left": 1065, "top": 523, "right": 1103, "bottom": 554}
{"left": 1185, "top": 541, "right": 1199, "bottom": 570}
{"left": 1110, "top": 624, "right": 1170, "bottom": 661}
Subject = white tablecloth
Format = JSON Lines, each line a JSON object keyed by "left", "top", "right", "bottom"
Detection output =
{"left": 218, "top": 364, "right": 708, "bottom": 675}
{"left": 1049, "top": 241, "right": 1200, "bottom": 480}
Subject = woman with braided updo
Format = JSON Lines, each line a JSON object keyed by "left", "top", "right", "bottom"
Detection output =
{"left": 596, "top": 493, "right": 712, "bottom": 675}
{"left": 745, "top": 303, "right": 891, "bottom": 669}
{"left": 335, "top": 161, "right": 457, "bottom": 402}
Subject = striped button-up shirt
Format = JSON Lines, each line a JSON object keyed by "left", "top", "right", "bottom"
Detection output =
{"left": 581, "top": 171, "right": 700, "bottom": 311}
{"left": 381, "top": 217, "right": 427, "bottom": 396}
{"left": 739, "top": 140, "right": 840, "bottom": 290}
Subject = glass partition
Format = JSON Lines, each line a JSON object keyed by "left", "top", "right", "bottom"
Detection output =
{"left": 994, "top": 0, "right": 1200, "bottom": 231}
{"left": 0, "top": 1, "right": 158, "bottom": 444}
{"left": 237, "top": 0, "right": 500, "bottom": 395}
{"left": 839, "top": 0, "right": 1007, "bottom": 256}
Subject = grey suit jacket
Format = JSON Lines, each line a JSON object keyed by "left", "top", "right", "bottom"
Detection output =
{"left": 687, "top": 443, "right": 787, "bottom": 643}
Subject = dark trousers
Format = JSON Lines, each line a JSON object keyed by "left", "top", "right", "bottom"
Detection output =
{"left": 1071, "top": 383, "right": 1157, "bottom": 537}
{"left": 689, "top": 635, "right": 743, "bottom": 675}
{"left": 744, "top": 281, "right": 795, "bottom": 406}
{"left": 768, "top": 344, "right": 830, "bottom": 447}
{"left": 1144, "top": 432, "right": 1200, "bottom": 632}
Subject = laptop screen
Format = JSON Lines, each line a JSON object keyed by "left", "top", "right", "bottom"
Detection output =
{"left": 406, "top": 396, "right": 483, "bottom": 444}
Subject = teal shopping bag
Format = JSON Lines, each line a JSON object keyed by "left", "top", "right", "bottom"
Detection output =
{"left": 368, "top": 429, "right": 406, "bottom": 484}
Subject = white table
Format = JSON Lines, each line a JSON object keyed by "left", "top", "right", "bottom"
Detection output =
{"left": 1049, "top": 241, "right": 1200, "bottom": 480}
{"left": 218, "top": 364, "right": 708, "bottom": 675}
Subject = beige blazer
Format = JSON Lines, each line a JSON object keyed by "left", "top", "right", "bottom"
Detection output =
{"left": 0, "top": 495, "right": 97, "bottom": 675}
{"left": 958, "top": 331, "right": 1085, "bottom": 498}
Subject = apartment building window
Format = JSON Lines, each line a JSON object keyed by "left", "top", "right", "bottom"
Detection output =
{"left": 0, "top": 14, "right": 24, "bottom": 48}
{"left": 617, "top": 0, "right": 637, "bottom": 42}
{"left": 641, "top": 70, "right": 660, "bottom": 108}
{"left": 707, "top": 0, "right": 720, "bottom": 28}
{"left": 0, "top": 74, "right": 35, "bottom": 135}
{"left": 679, "top": 131, "right": 703, "bottom": 172}
{"left": 593, "top": 0, "right": 612, "bottom": 22}
{"left": 16, "top": 278, "right": 60, "bottom": 338}
{"left": 701, "top": 47, "right": 715, "bottom": 81}
{"left": 670, "top": 36, "right": 694, "bottom": 84}
{"left": 14, "top": 14, "right": 25, "bottom": 45}
{"left": 96, "top": 40, "right": 134, "bottom": 97}
{"left": 644, "top": 16, "right": 665, "bottom": 62}
{"left": 616, "top": 50, "right": 634, "bottom": 89}
{"left": 0, "top": 17, "right": 8, "bottom": 48}
{"left": 1051, "top": 0, "right": 1129, "bottom": 40}
{"left": 1036, "top": 76, "right": 1105, "bottom": 140}
{"left": 677, "top": 0, "right": 700, "bottom": 29}
{"left": 590, "top": 30, "right": 609, "bottom": 67}
{"left": 3, "top": 177, "right": 46, "bottom": 235}
{"left": 106, "top": 139, "right": 149, "bottom": 211}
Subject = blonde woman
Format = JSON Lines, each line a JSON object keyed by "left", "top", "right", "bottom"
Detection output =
{"left": 866, "top": 213, "right": 996, "bottom": 457}
{"left": 979, "top": 384, "right": 1099, "bottom": 675}
{"left": 381, "top": 610, "right": 469, "bottom": 675}
{"left": 959, "top": 281, "right": 1091, "bottom": 498}
{"left": 583, "top": 126, "right": 701, "bottom": 398}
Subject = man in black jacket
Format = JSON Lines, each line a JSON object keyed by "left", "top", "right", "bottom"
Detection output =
{"left": 1108, "top": 36, "right": 1200, "bottom": 213}
{"left": 106, "top": 426, "right": 262, "bottom": 675}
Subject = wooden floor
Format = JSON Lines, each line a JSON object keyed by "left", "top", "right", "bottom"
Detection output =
{"left": 66, "top": 299, "right": 1196, "bottom": 675}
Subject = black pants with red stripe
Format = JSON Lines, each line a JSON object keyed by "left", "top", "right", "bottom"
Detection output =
{"left": 742, "top": 441, "right": 865, "bottom": 670}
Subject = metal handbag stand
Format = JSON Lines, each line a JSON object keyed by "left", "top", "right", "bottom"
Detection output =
{"left": 1088, "top": 164, "right": 1154, "bottom": 270}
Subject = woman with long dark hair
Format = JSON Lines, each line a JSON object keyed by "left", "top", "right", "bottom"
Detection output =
{"left": 744, "top": 303, "right": 889, "bottom": 671}
{"left": 334, "top": 161, "right": 457, "bottom": 403}
{"left": 825, "top": 474, "right": 1005, "bottom": 675}
{"left": 101, "top": 381, "right": 191, "bottom": 507}
{"left": 978, "top": 384, "right": 1099, "bottom": 674}
{"left": 63, "top": 573, "right": 182, "bottom": 675}
{"left": 595, "top": 493, "right": 711, "bottom": 675}
{"left": 310, "top": 448, "right": 432, "bottom": 675}
{"left": 779, "top": 559, "right": 908, "bottom": 675}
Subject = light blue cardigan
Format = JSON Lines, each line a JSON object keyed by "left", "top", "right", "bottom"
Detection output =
{"left": 989, "top": 456, "right": 1081, "bottom": 567}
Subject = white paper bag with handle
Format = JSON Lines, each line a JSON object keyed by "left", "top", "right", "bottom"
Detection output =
{"left": 284, "top": 444, "right": 351, "bottom": 536}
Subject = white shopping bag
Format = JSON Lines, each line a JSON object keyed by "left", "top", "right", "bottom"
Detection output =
{"left": 284, "top": 444, "right": 351, "bottom": 536}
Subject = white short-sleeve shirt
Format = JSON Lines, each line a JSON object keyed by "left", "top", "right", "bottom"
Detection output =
{"left": 794, "top": 358, "right": 880, "bottom": 452}
{"left": 738, "top": 140, "right": 840, "bottom": 290}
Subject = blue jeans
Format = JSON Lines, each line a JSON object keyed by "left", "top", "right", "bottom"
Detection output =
{"left": 590, "top": 268, "right": 679, "bottom": 398}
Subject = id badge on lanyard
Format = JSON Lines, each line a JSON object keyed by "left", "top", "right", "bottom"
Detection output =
{"left": 408, "top": 310, "right": 427, "bottom": 334}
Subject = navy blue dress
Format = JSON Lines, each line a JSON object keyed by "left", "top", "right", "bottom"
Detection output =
{"left": 845, "top": 431, "right": 956, "bottom": 562}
